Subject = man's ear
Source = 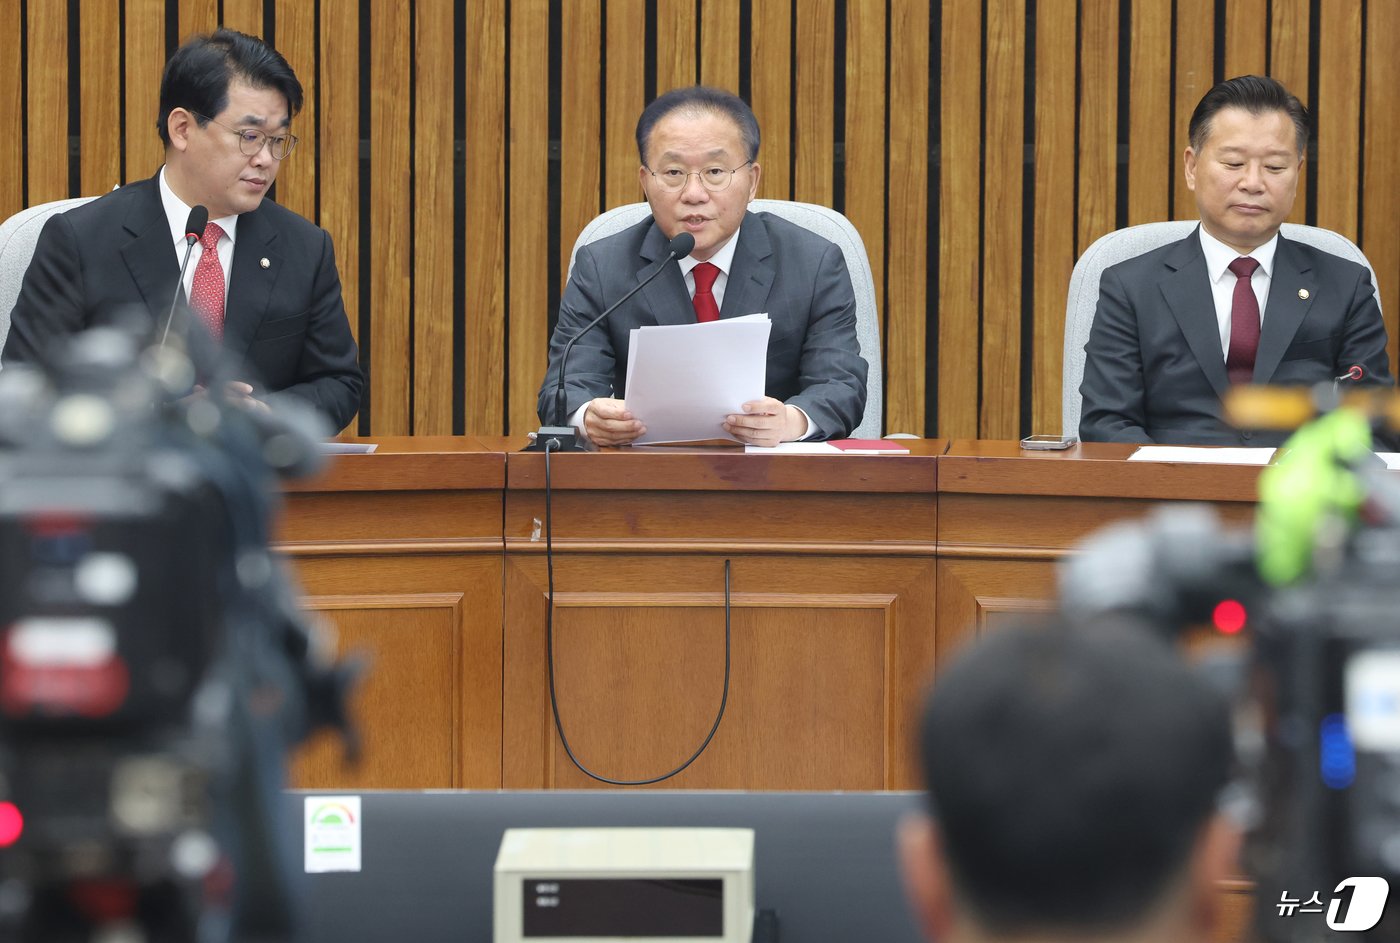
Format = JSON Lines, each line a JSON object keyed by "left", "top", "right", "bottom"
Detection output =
{"left": 897, "top": 812, "right": 958, "bottom": 942}
{"left": 1186, "top": 812, "right": 1245, "bottom": 937}
{"left": 1183, "top": 146, "right": 1199, "bottom": 192}
{"left": 167, "top": 108, "right": 194, "bottom": 153}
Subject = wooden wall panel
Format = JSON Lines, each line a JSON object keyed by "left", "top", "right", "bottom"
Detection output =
{"left": 1314, "top": 0, "right": 1362, "bottom": 242}
{"left": 370, "top": 0, "right": 412, "bottom": 434}
{"left": 79, "top": 1, "right": 122, "bottom": 197}
{"left": 508, "top": 1, "right": 550, "bottom": 435}
{"left": 413, "top": 1, "right": 456, "bottom": 435}
{"left": 25, "top": 1, "right": 67, "bottom": 205}
{"left": 980, "top": 0, "right": 1024, "bottom": 440}
{"left": 464, "top": 0, "right": 507, "bottom": 433}
{"left": 7, "top": 0, "right": 1397, "bottom": 444}
{"left": 938, "top": 0, "right": 980, "bottom": 439}
{"left": 884, "top": 1, "right": 928, "bottom": 437}
{"left": 1032, "top": 0, "right": 1076, "bottom": 435}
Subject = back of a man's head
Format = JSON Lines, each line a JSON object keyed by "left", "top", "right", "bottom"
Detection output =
{"left": 903, "top": 618, "right": 1236, "bottom": 941}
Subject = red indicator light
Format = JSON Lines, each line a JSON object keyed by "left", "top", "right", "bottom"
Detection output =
{"left": 1212, "top": 599, "right": 1248, "bottom": 634}
{"left": 0, "top": 802, "right": 23, "bottom": 846}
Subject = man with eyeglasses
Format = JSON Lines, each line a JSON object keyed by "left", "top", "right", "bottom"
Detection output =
{"left": 4, "top": 28, "right": 362, "bottom": 431}
{"left": 538, "top": 86, "right": 867, "bottom": 447}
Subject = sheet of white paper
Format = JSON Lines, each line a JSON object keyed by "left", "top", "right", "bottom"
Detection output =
{"left": 1375, "top": 453, "right": 1400, "bottom": 470}
{"left": 745, "top": 442, "right": 841, "bottom": 454}
{"left": 1127, "top": 446, "right": 1275, "bottom": 465}
{"left": 320, "top": 442, "right": 377, "bottom": 454}
{"left": 625, "top": 317, "right": 772, "bottom": 444}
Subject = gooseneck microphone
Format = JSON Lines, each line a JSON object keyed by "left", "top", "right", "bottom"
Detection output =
{"left": 526, "top": 231, "right": 696, "bottom": 452}
{"left": 158, "top": 205, "right": 210, "bottom": 351}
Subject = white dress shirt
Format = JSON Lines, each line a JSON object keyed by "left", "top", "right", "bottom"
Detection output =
{"left": 1198, "top": 225, "right": 1277, "bottom": 357}
{"left": 158, "top": 166, "right": 238, "bottom": 301}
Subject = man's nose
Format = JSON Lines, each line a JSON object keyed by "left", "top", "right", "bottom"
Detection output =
{"left": 680, "top": 173, "right": 709, "bottom": 200}
{"left": 1239, "top": 163, "right": 1264, "bottom": 190}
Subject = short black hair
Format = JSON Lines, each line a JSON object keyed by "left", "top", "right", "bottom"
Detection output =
{"left": 635, "top": 86, "right": 761, "bottom": 165}
{"left": 158, "top": 28, "right": 304, "bottom": 147}
{"left": 1188, "top": 74, "right": 1309, "bottom": 156}
{"left": 919, "top": 618, "right": 1233, "bottom": 936}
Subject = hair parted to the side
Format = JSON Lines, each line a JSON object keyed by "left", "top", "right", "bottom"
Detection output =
{"left": 635, "top": 86, "right": 761, "bottom": 165}
{"left": 1188, "top": 75, "right": 1309, "bottom": 156}
{"left": 919, "top": 616, "right": 1234, "bottom": 937}
{"left": 157, "top": 28, "right": 305, "bottom": 147}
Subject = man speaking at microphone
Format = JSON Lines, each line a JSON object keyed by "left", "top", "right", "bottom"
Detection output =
{"left": 3, "top": 29, "right": 362, "bottom": 432}
{"left": 538, "top": 86, "right": 867, "bottom": 447}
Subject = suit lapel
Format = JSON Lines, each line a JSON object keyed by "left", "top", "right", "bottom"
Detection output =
{"left": 1253, "top": 234, "right": 1314, "bottom": 383}
{"left": 1160, "top": 230, "right": 1230, "bottom": 398}
{"left": 221, "top": 205, "right": 282, "bottom": 360}
{"left": 719, "top": 212, "right": 774, "bottom": 319}
{"left": 637, "top": 219, "right": 695, "bottom": 326}
{"left": 118, "top": 178, "right": 181, "bottom": 318}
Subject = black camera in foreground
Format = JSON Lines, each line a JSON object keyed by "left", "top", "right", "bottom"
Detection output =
{"left": 0, "top": 326, "right": 356, "bottom": 943}
{"left": 1062, "top": 407, "right": 1400, "bottom": 942}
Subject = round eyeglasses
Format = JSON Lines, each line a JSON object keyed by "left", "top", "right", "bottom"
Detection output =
{"left": 193, "top": 112, "right": 299, "bottom": 160}
{"left": 645, "top": 159, "right": 754, "bottom": 192}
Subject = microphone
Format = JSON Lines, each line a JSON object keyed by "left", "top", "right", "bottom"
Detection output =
{"left": 526, "top": 231, "right": 696, "bottom": 452}
{"left": 158, "top": 205, "right": 210, "bottom": 350}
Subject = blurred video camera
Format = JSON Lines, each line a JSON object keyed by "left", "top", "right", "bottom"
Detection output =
{"left": 0, "top": 325, "right": 356, "bottom": 943}
{"left": 1062, "top": 402, "right": 1400, "bottom": 942}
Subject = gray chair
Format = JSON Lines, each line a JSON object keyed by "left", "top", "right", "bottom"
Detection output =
{"left": 569, "top": 199, "right": 884, "bottom": 439}
{"left": 0, "top": 196, "right": 99, "bottom": 364}
{"left": 1062, "top": 221, "right": 1384, "bottom": 438}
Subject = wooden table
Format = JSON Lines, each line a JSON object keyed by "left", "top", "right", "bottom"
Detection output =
{"left": 277, "top": 438, "right": 1268, "bottom": 791}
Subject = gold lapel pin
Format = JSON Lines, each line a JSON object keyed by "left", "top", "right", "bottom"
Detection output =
{"left": 260, "top": 257, "right": 270, "bottom": 269}
{"left": 1298, "top": 288, "right": 1310, "bottom": 300}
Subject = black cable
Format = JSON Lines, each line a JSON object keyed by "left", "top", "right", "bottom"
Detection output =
{"left": 543, "top": 440, "right": 732, "bottom": 786}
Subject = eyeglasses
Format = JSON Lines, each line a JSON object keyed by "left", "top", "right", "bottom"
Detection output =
{"left": 193, "top": 112, "right": 298, "bottom": 160}
{"left": 645, "top": 159, "right": 754, "bottom": 192}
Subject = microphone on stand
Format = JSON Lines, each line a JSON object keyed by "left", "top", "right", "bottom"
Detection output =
{"left": 1333, "top": 364, "right": 1366, "bottom": 397}
{"left": 526, "top": 231, "right": 696, "bottom": 452}
{"left": 158, "top": 205, "right": 210, "bottom": 351}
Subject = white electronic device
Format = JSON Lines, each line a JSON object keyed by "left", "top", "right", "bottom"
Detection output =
{"left": 493, "top": 827, "right": 755, "bottom": 943}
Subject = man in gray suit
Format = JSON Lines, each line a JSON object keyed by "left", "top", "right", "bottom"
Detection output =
{"left": 538, "top": 86, "right": 867, "bottom": 447}
{"left": 1079, "top": 76, "right": 1391, "bottom": 446}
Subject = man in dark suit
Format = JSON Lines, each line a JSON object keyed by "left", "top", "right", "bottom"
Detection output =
{"left": 538, "top": 86, "right": 867, "bottom": 447}
{"left": 1080, "top": 76, "right": 1390, "bottom": 446}
{"left": 3, "top": 29, "right": 362, "bottom": 432}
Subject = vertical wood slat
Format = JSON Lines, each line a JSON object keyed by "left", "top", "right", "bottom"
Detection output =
{"left": 980, "top": 0, "right": 1024, "bottom": 439}
{"left": 886, "top": 0, "right": 928, "bottom": 436}
{"left": 843, "top": 0, "right": 886, "bottom": 391}
{"left": 1032, "top": 0, "right": 1077, "bottom": 436}
{"left": 0, "top": 0, "right": 20, "bottom": 217}
{"left": 465, "top": 0, "right": 507, "bottom": 434}
{"left": 370, "top": 0, "right": 412, "bottom": 434}
{"left": 319, "top": 0, "right": 360, "bottom": 371}
{"left": 124, "top": 0, "right": 166, "bottom": 184}
{"left": 939, "top": 0, "right": 979, "bottom": 438}
{"left": 1270, "top": 0, "right": 1310, "bottom": 224}
{"left": 751, "top": 0, "right": 792, "bottom": 199}
{"left": 1313, "top": 0, "right": 1361, "bottom": 242}
{"left": 1173, "top": 0, "right": 1214, "bottom": 221}
{"left": 508, "top": 0, "right": 550, "bottom": 434}
{"left": 220, "top": 0, "right": 264, "bottom": 34}
{"left": 560, "top": 3, "right": 603, "bottom": 289}
{"left": 26, "top": 1, "right": 67, "bottom": 204}
{"left": 274, "top": 0, "right": 317, "bottom": 223}
{"left": 413, "top": 0, "right": 455, "bottom": 435}
{"left": 655, "top": 0, "right": 697, "bottom": 94}
{"left": 793, "top": 0, "right": 834, "bottom": 207}
{"left": 1126, "top": 0, "right": 1171, "bottom": 225}
{"left": 178, "top": 0, "right": 218, "bottom": 39}
{"left": 700, "top": 0, "right": 740, "bottom": 92}
{"left": 1077, "top": 0, "right": 1118, "bottom": 253}
{"left": 1223, "top": 0, "right": 1267, "bottom": 78}
{"left": 79, "top": 1, "right": 121, "bottom": 197}
{"left": 605, "top": 0, "right": 646, "bottom": 208}
{"left": 1362, "top": 1, "right": 1400, "bottom": 372}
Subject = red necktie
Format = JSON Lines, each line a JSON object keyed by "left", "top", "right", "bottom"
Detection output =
{"left": 1225, "top": 257, "right": 1260, "bottom": 385}
{"left": 190, "top": 222, "right": 227, "bottom": 340}
{"left": 692, "top": 262, "right": 721, "bottom": 323}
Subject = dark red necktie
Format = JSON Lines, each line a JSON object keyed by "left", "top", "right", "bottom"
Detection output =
{"left": 190, "top": 222, "right": 227, "bottom": 340}
{"left": 692, "top": 262, "right": 721, "bottom": 323}
{"left": 1225, "top": 256, "right": 1260, "bottom": 385}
